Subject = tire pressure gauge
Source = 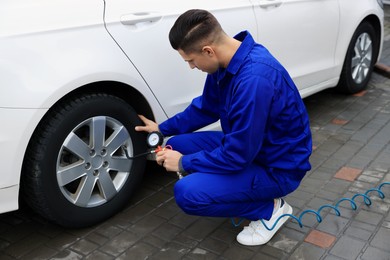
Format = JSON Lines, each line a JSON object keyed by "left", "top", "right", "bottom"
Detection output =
{"left": 146, "top": 131, "right": 164, "bottom": 148}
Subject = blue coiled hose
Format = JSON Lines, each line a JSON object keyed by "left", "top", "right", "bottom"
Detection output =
{"left": 231, "top": 182, "right": 390, "bottom": 230}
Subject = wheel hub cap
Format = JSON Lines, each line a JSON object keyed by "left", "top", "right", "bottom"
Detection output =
{"left": 56, "top": 116, "right": 133, "bottom": 208}
{"left": 351, "top": 32, "right": 372, "bottom": 84}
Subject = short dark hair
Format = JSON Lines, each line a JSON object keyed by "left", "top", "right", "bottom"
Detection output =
{"left": 169, "top": 9, "right": 223, "bottom": 53}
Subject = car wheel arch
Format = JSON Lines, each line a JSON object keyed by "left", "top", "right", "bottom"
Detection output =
{"left": 20, "top": 81, "right": 156, "bottom": 227}
{"left": 336, "top": 16, "right": 382, "bottom": 94}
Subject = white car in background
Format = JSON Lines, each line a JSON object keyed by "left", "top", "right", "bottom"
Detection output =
{"left": 0, "top": 0, "right": 384, "bottom": 227}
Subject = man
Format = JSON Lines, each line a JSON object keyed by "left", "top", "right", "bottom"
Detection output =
{"left": 135, "top": 9, "right": 312, "bottom": 246}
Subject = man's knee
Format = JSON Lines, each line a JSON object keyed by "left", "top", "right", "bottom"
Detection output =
{"left": 174, "top": 178, "right": 208, "bottom": 215}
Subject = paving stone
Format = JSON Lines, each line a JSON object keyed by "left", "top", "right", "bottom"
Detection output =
{"left": 0, "top": 254, "right": 18, "bottom": 260}
{"left": 199, "top": 237, "right": 229, "bottom": 255}
{"left": 171, "top": 233, "right": 199, "bottom": 248}
{"left": 116, "top": 242, "right": 157, "bottom": 260}
{"left": 334, "top": 167, "right": 362, "bottom": 181}
{"left": 85, "top": 250, "right": 115, "bottom": 260}
{"left": 94, "top": 224, "right": 123, "bottom": 239}
{"left": 152, "top": 222, "right": 183, "bottom": 241}
{"left": 355, "top": 209, "right": 384, "bottom": 226}
{"left": 144, "top": 191, "right": 174, "bottom": 208}
{"left": 370, "top": 227, "right": 390, "bottom": 251}
{"left": 128, "top": 214, "right": 166, "bottom": 236}
{"left": 358, "top": 174, "right": 382, "bottom": 185}
{"left": 142, "top": 234, "right": 166, "bottom": 249}
{"left": 221, "top": 244, "right": 255, "bottom": 260}
{"left": 329, "top": 236, "right": 365, "bottom": 259}
{"left": 185, "top": 247, "right": 218, "bottom": 260}
{"left": 169, "top": 212, "right": 200, "bottom": 229}
{"left": 98, "top": 231, "right": 140, "bottom": 256}
{"left": 344, "top": 225, "right": 373, "bottom": 241}
{"left": 289, "top": 242, "right": 326, "bottom": 260}
{"left": 181, "top": 218, "right": 220, "bottom": 241}
{"left": 350, "top": 220, "right": 377, "bottom": 232}
{"left": 84, "top": 232, "right": 109, "bottom": 246}
{"left": 306, "top": 197, "right": 334, "bottom": 211}
{"left": 331, "top": 118, "right": 349, "bottom": 125}
{"left": 267, "top": 233, "right": 299, "bottom": 253}
{"left": 251, "top": 252, "right": 279, "bottom": 259}
{"left": 153, "top": 200, "right": 182, "bottom": 220}
{"left": 42, "top": 232, "right": 80, "bottom": 251}
{"left": 316, "top": 215, "right": 349, "bottom": 236}
{"left": 118, "top": 203, "right": 156, "bottom": 223}
{"left": 361, "top": 246, "right": 390, "bottom": 260}
{"left": 309, "top": 167, "right": 336, "bottom": 181}
{"left": 210, "top": 228, "right": 237, "bottom": 244}
{"left": 316, "top": 189, "right": 343, "bottom": 202}
{"left": 348, "top": 155, "right": 373, "bottom": 170}
{"left": 0, "top": 222, "right": 39, "bottom": 244}
{"left": 69, "top": 238, "right": 99, "bottom": 256}
{"left": 152, "top": 241, "right": 191, "bottom": 260}
{"left": 19, "top": 245, "right": 58, "bottom": 260}
{"left": 304, "top": 230, "right": 336, "bottom": 248}
{"left": 259, "top": 244, "right": 289, "bottom": 259}
{"left": 322, "top": 178, "right": 351, "bottom": 194}
{"left": 51, "top": 249, "right": 83, "bottom": 260}
{"left": 321, "top": 158, "right": 347, "bottom": 172}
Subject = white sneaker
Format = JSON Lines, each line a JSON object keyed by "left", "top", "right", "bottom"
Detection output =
{"left": 236, "top": 199, "right": 292, "bottom": 246}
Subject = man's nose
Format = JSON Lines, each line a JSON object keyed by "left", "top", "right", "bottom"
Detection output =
{"left": 188, "top": 62, "right": 196, "bottom": 69}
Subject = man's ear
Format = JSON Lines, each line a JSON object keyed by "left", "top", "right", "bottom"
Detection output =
{"left": 202, "top": 46, "right": 215, "bottom": 56}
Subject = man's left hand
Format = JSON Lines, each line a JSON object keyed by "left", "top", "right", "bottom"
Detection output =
{"left": 156, "top": 149, "right": 182, "bottom": 172}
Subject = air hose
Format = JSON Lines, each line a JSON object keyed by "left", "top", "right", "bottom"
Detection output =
{"left": 231, "top": 182, "right": 390, "bottom": 230}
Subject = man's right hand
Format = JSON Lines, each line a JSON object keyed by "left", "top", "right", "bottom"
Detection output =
{"left": 135, "top": 115, "right": 160, "bottom": 133}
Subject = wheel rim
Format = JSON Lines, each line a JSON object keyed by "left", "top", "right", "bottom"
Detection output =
{"left": 351, "top": 32, "right": 372, "bottom": 84}
{"left": 56, "top": 116, "right": 133, "bottom": 207}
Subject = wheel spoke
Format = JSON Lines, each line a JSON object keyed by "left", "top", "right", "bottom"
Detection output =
{"left": 90, "top": 116, "right": 106, "bottom": 150}
{"left": 361, "top": 33, "right": 372, "bottom": 52}
{"left": 105, "top": 126, "right": 130, "bottom": 153}
{"left": 74, "top": 175, "right": 97, "bottom": 207}
{"left": 63, "top": 132, "right": 90, "bottom": 159}
{"left": 97, "top": 171, "right": 118, "bottom": 200}
{"left": 109, "top": 157, "right": 132, "bottom": 172}
{"left": 57, "top": 162, "right": 86, "bottom": 186}
{"left": 351, "top": 56, "right": 360, "bottom": 68}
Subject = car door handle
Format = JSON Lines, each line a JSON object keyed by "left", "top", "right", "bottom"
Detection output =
{"left": 121, "top": 12, "right": 162, "bottom": 25}
{"left": 259, "top": 0, "right": 282, "bottom": 8}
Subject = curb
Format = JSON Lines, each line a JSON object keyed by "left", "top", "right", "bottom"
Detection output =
{"left": 374, "top": 63, "right": 390, "bottom": 78}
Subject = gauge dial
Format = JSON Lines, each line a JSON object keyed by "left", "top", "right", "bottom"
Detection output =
{"left": 146, "top": 131, "right": 163, "bottom": 148}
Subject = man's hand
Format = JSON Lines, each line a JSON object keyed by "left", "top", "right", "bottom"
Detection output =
{"left": 156, "top": 149, "right": 183, "bottom": 172}
{"left": 135, "top": 115, "right": 159, "bottom": 133}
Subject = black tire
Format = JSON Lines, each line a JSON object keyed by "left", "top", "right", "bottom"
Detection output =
{"left": 337, "top": 22, "right": 379, "bottom": 94}
{"left": 22, "top": 93, "right": 147, "bottom": 227}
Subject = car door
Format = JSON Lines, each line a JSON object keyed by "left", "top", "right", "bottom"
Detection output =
{"left": 251, "top": 0, "right": 339, "bottom": 93}
{"left": 104, "top": 0, "right": 257, "bottom": 119}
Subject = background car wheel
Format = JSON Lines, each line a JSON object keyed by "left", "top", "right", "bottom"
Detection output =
{"left": 22, "top": 93, "right": 147, "bottom": 227}
{"left": 336, "top": 22, "right": 379, "bottom": 94}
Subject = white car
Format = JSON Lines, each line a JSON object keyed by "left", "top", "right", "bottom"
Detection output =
{"left": 0, "top": 0, "right": 384, "bottom": 227}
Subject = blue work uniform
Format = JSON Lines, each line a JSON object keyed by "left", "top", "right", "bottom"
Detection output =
{"left": 159, "top": 31, "right": 312, "bottom": 221}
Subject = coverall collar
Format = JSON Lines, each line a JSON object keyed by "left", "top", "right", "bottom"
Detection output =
{"left": 217, "top": 31, "right": 255, "bottom": 82}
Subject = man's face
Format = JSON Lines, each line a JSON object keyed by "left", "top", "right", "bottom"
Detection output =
{"left": 178, "top": 48, "right": 219, "bottom": 74}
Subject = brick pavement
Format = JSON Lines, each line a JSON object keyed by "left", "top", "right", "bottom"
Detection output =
{"left": 1, "top": 6, "right": 390, "bottom": 260}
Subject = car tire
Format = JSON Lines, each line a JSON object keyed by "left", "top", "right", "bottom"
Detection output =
{"left": 22, "top": 93, "right": 147, "bottom": 227}
{"left": 337, "top": 22, "right": 379, "bottom": 94}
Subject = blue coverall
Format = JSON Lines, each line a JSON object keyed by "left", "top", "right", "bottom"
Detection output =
{"left": 159, "top": 31, "right": 312, "bottom": 221}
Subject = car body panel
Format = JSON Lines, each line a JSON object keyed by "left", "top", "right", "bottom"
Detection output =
{"left": 104, "top": 0, "right": 258, "bottom": 117}
{"left": 252, "top": 0, "right": 340, "bottom": 92}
